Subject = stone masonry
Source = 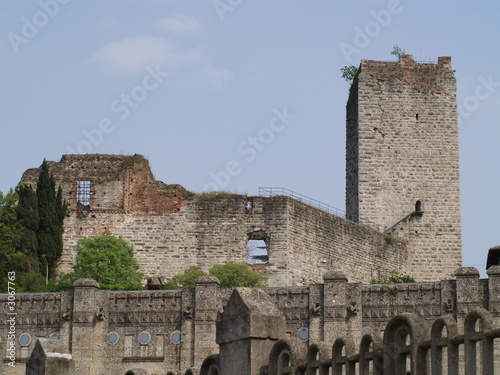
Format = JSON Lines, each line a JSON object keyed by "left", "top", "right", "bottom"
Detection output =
{"left": 1, "top": 54, "right": 475, "bottom": 374}
{"left": 1, "top": 267, "right": 498, "bottom": 374}
{"left": 346, "top": 55, "right": 462, "bottom": 281}
{"left": 21, "top": 154, "right": 407, "bottom": 286}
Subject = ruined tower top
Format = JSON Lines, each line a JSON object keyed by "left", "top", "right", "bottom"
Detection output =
{"left": 21, "top": 154, "right": 189, "bottom": 215}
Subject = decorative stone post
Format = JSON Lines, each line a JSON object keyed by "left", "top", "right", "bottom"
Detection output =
{"left": 487, "top": 265, "right": 500, "bottom": 316}
{"left": 71, "top": 278, "right": 104, "bottom": 375}
{"left": 323, "top": 271, "right": 349, "bottom": 343}
{"left": 193, "top": 276, "right": 221, "bottom": 368}
{"left": 216, "top": 288, "right": 286, "bottom": 375}
{"left": 455, "top": 267, "right": 481, "bottom": 321}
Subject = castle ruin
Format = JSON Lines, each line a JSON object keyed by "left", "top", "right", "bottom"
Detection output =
{"left": 1, "top": 56, "right": 492, "bottom": 375}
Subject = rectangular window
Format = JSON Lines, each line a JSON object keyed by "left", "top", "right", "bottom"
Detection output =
{"left": 76, "top": 180, "right": 91, "bottom": 206}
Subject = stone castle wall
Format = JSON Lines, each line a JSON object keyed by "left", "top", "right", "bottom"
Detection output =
{"left": 21, "top": 155, "right": 408, "bottom": 286}
{"left": 1, "top": 267, "right": 496, "bottom": 375}
{"left": 346, "top": 56, "right": 462, "bottom": 281}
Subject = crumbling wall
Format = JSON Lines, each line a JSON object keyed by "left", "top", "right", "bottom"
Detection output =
{"left": 19, "top": 153, "right": 417, "bottom": 286}
{"left": 21, "top": 154, "right": 189, "bottom": 215}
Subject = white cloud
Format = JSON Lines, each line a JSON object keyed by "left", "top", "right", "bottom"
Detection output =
{"left": 94, "top": 35, "right": 202, "bottom": 71}
{"left": 202, "top": 66, "right": 233, "bottom": 89}
{"left": 159, "top": 15, "right": 200, "bottom": 33}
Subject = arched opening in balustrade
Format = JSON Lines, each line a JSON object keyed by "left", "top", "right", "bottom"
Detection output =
{"left": 124, "top": 369, "right": 147, "bottom": 375}
{"left": 430, "top": 315, "right": 458, "bottom": 375}
{"left": 383, "top": 313, "right": 428, "bottom": 375}
{"left": 359, "top": 331, "right": 383, "bottom": 375}
{"left": 268, "top": 340, "right": 293, "bottom": 375}
{"left": 306, "top": 344, "right": 321, "bottom": 375}
{"left": 184, "top": 368, "right": 198, "bottom": 375}
{"left": 332, "top": 338, "right": 355, "bottom": 375}
{"left": 464, "top": 309, "right": 494, "bottom": 375}
{"left": 200, "top": 355, "right": 220, "bottom": 375}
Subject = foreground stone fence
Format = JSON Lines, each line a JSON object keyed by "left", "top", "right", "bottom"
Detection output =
{"left": 200, "top": 307, "right": 500, "bottom": 375}
{"left": 3, "top": 266, "right": 500, "bottom": 374}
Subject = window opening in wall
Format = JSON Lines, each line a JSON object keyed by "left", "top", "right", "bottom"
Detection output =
{"left": 416, "top": 113, "right": 419, "bottom": 120}
{"left": 415, "top": 200, "right": 422, "bottom": 212}
{"left": 246, "top": 231, "right": 269, "bottom": 264}
{"left": 76, "top": 180, "right": 91, "bottom": 215}
{"left": 247, "top": 239, "right": 268, "bottom": 263}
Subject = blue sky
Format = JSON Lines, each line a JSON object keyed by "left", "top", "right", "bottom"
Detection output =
{"left": 1, "top": 0, "right": 498, "bottom": 276}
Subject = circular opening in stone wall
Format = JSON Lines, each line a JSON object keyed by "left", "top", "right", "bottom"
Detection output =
{"left": 138, "top": 332, "right": 151, "bottom": 345}
{"left": 107, "top": 332, "right": 119, "bottom": 344}
{"left": 170, "top": 331, "right": 181, "bottom": 344}
{"left": 297, "top": 327, "right": 309, "bottom": 341}
{"left": 19, "top": 333, "right": 31, "bottom": 346}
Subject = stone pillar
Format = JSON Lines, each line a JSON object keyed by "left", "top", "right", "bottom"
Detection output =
{"left": 323, "top": 271, "right": 349, "bottom": 343}
{"left": 216, "top": 288, "right": 286, "bottom": 375}
{"left": 26, "top": 338, "right": 74, "bottom": 375}
{"left": 455, "top": 267, "right": 481, "bottom": 322}
{"left": 487, "top": 266, "right": 500, "bottom": 316}
{"left": 193, "top": 276, "right": 221, "bottom": 368}
{"left": 71, "top": 278, "right": 104, "bottom": 375}
{"left": 486, "top": 266, "right": 500, "bottom": 375}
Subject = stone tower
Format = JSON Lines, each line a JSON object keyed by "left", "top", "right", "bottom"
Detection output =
{"left": 346, "top": 55, "right": 462, "bottom": 281}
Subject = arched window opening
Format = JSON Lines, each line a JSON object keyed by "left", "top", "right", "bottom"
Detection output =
{"left": 415, "top": 200, "right": 422, "bottom": 213}
{"left": 277, "top": 350, "right": 291, "bottom": 375}
{"left": 246, "top": 231, "right": 269, "bottom": 264}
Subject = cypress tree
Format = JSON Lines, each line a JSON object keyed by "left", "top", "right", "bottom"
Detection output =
{"left": 16, "top": 184, "right": 39, "bottom": 273}
{"left": 0, "top": 188, "right": 44, "bottom": 292}
{"left": 36, "top": 160, "right": 66, "bottom": 276}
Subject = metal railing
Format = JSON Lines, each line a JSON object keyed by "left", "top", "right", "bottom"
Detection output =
{"left": 259, "top": 187, "right": 346, "bottom": 218}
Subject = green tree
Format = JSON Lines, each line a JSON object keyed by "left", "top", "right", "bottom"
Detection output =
{"left": 16, "top": 184, "right": 39, "bottom": 267}
{"left": 164, "top": 263, "right": 268, "bottom": 289}
{"left": 340, "top": 65, "right": 359, "bottom": 83}
{"left": 209, "top": 262, "right": 267, "bottom": 287}
{"left": 52, "top": 234, "right": 144, "bottom": 290}
{"left": 36, "top": 160, "right": 67, "bottom": 276}
{"left": 163, "top": 265, "right": 207, "bottom": 289}
{"left": 391, "top": 44, "right": 406, "bottom": 59}
{"left": 370, "top": 270, "right": 415, "bottom": 284}
{"left": 0, "top": 189, "right": 44, "bottom": 292}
